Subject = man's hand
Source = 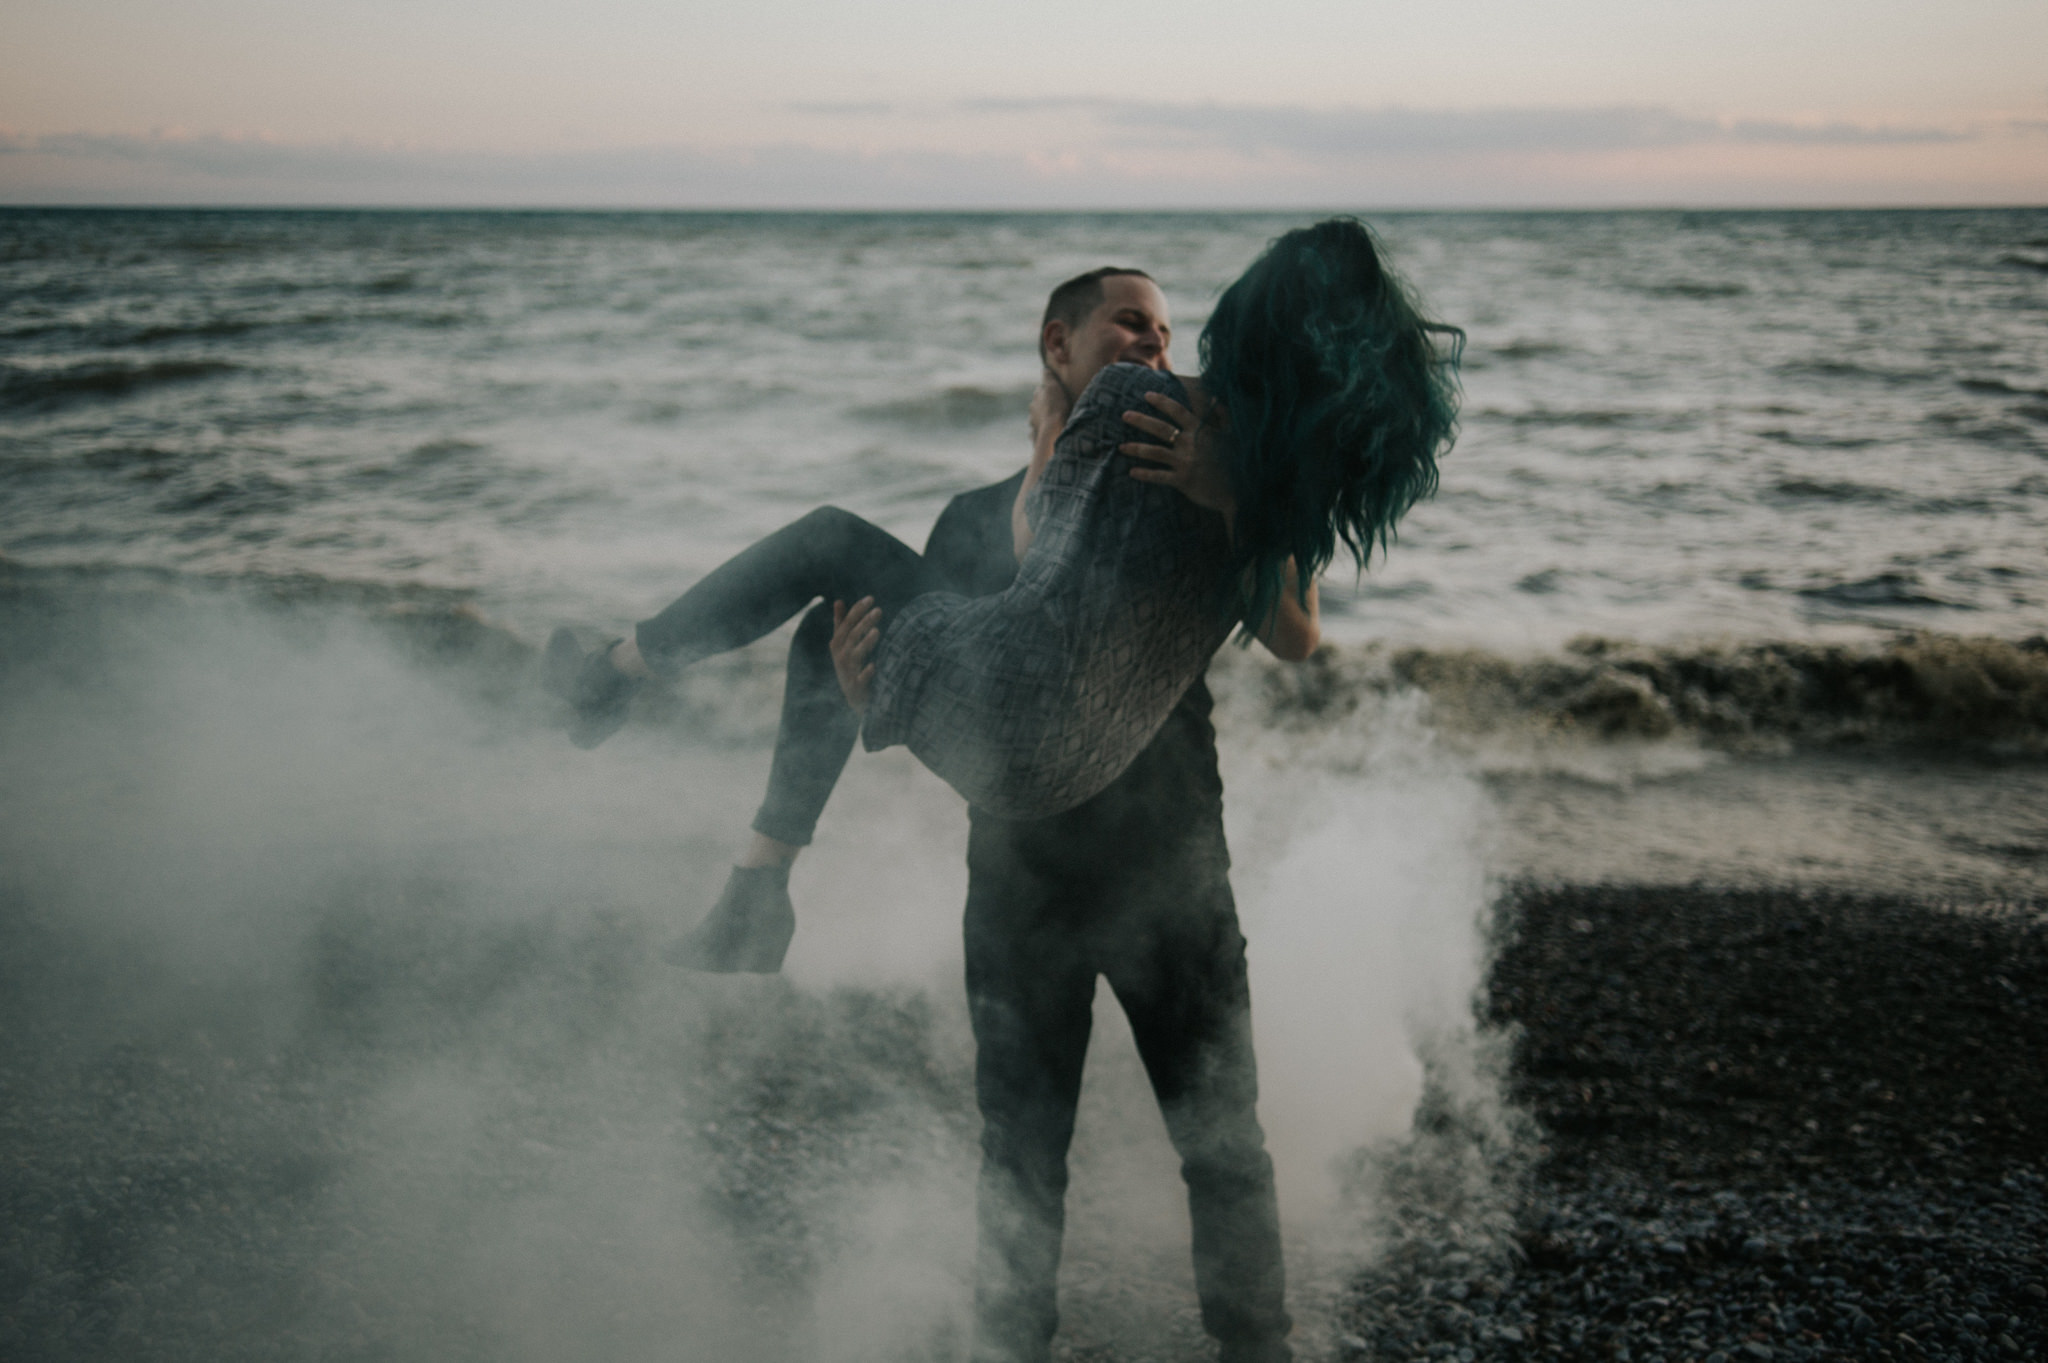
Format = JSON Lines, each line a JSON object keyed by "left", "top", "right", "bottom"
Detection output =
{"left": 1027, "top": 370, "right": 1073, "bottom": 447}
{"left": 1120, "top": 391, "right": 1236, "bottom": 526}
{"left": 830, "top": 596, "right": 883, "bottom": 713}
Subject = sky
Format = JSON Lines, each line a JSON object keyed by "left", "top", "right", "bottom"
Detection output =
{"left": 3, "top": 0, "right": 2045, "bottom": 208}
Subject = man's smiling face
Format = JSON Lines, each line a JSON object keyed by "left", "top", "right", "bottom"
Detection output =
{"left": 1047, "top": 274, "right": 1172, "bottom": 395}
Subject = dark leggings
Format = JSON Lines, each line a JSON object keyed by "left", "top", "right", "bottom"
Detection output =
{"left": 632, "top": 506, "right": 939, "bottom": 846}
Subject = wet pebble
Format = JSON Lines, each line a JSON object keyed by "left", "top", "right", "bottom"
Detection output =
{"left": 1343, "top": 886, "right": 2048, "bottom": 1363}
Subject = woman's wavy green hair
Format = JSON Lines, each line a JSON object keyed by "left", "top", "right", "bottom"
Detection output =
{"left": 1199, "top": 217, "right": 1462, "bottom": 637}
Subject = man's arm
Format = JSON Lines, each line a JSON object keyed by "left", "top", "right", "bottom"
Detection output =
{"left": 1012, "top": 373, "right": 1070, "bottom": 560}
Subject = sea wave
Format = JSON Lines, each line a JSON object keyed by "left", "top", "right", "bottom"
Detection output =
{"left": 0, "top": 357, "right": 238, "bottom": 412}
{"left": 1479, "top": 406, "right": 1680, "bottom": 430}
{"left": 1766, "top": 477, "right": 1896, "bottom": 504}
{"left": 1486, "top": 339, "right": 1570, "bottom": 361}
{"left": 1635, "top": 279, "right": 1748, "bottom": 300}
{"left": 1774, "top": 359, "right": 1934, "bottom": 387}
{"left": 855, "top": 384, "right": 1032, "bottom": 428}
{"left": 1958, "top": 376, "right": 2048, "bottom": 399}
{"left": 1795, "top": 572, "right": 1966, "bottom": 610}
{"left": 7, "top": 562, "right": 2046, "bottom": 756}
{"left": 1236, "top": 633, "right": 2048, "bottom": 755}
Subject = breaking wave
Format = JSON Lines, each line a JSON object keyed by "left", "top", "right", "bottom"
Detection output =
{"left": 8, "top": 562, "right": 2045, "bottom": 759}
{"left": 1235, "top": 633, "right": 2048, "bottom": 755}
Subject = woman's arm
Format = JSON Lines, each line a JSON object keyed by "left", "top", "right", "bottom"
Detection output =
{"left": 1258, "top": 560, "right": 1321, "bottom": 661}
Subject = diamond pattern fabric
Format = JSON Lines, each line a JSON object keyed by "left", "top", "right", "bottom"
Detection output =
{"left": 863, "top": 364, "right": 1236, "bottom": 818}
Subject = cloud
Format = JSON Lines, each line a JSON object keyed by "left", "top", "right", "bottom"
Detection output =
{"left": 785, "top": 101, "right": 897, "bottom": 117}
{"left": 963, "top": 99, "right": 1973, "bottom": 157}
{"left": 0, "top": 131, "right": 1036, "bottom": 206}
{"left": 0, "top": 108, "right": 2039, "bottom": 209}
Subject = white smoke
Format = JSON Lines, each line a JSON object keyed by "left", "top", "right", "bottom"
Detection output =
{"left": 0, "top": 588, "right": 1513, "bottom": 1361}
{"left": 1224, "top": 687, "right": 1498, "bottom": 1222}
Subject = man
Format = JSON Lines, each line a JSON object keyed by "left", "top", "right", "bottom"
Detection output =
{"left": 843, "top": 269, "right": 1303, "bottom": 1363}
{"left": 687, "top": 268, "right": 1306, "bottom": 1362}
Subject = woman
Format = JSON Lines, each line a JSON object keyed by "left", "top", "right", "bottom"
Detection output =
{"left": 551, "top": 218, "right": 1459, "bottom": 860}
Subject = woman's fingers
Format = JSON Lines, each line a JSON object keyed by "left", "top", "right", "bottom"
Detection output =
{"left": 1142, "top": 391, "right": 1196, "bottom": 428}
{"left": 1121, "top": 438, "right": 1187, "bottom": 467}
{"left": 1121, "top": 409, "right": 1179, "bottom": 443}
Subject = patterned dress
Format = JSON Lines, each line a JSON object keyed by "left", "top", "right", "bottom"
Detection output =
{"left": 862, "top": 363, "right": 1237, "bottom": 818}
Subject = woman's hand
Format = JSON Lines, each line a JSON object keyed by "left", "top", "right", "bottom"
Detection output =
{"left": 1120, "top": 391, "right": 1237, "bottom": 528}
{"left": 830, "top": 596, "right": 882, "bottom": 714}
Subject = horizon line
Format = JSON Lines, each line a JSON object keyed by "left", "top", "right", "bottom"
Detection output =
{"left": 6, "top": 200, "right": 2048, "bottom": 214}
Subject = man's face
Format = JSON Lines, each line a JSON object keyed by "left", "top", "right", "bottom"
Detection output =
{"left": 1045, "top": 275, "right": 1172, "bottom": 396}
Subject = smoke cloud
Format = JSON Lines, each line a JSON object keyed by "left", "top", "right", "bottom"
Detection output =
{"left": 0, "top": 579, "right": 1512, "bottom": 1359}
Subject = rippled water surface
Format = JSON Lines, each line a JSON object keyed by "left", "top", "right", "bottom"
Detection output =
{"left": 4, "top": 207, "right": 2045, "bottom": 646}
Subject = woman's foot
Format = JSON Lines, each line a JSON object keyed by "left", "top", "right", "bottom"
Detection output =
{"left": 543, "top": 626, "right": 642, "bottom": 748}
{"left": 664, "top": 864, "right": 796, "bottom": 973}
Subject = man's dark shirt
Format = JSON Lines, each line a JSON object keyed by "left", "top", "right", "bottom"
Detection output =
{"left": 921, "top": 470, "right": 1227, "bottom": 872}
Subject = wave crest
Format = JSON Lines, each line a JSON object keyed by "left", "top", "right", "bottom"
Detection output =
{"left": 1236, "top": 633, "right": 2048, "bottom": 754}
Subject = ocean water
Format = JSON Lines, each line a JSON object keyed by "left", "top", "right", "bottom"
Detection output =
{"left": 4, "top": 206, "right": 2045, "bottom": 650}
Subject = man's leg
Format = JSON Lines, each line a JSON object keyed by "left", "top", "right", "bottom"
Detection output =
{"left": 1104, "top": 865, "right": 1291, "bottom": 1362}
{"left": 963, "top": 822, "right": 1099, "bottom": 1363}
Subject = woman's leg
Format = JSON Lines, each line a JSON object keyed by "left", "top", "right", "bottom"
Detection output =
{"left": 663, "top": 603, "right": 863, "bottom": 974}
{"left": 751, "top": 601, "right": 863, "bottom": 848}
{"left": 634, "top": 505, "right": 934, "bottom": 676}
{"left": 617, "top": 506, "right": 930, "bottom": 973}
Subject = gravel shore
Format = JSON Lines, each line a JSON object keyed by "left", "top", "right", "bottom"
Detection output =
{"left": 1344, "top": 885, "right": 2048, "bottom": 1363}
{"left": 9, "top": 879, "right": 2040, "bottom": 1362}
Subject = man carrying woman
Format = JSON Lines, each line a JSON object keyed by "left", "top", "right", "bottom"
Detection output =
{"left": 548, "top": 221, "right": 1460, "bottom": 1363}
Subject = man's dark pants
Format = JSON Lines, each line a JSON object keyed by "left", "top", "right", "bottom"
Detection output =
{"left": 723, "top": 475, "right": 1290, "bottom": 1360}
{"left": 961, "top": 704, "right": 1289, "bottom": 1363}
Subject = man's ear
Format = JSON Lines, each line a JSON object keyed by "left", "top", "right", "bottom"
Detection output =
{"left": 1041, "top": 319, "right": 1070, "bottom": 369}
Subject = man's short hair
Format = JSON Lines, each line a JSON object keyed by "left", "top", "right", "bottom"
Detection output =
{"left": 1039, "top": 266, "right": 1154, "bottom": 363}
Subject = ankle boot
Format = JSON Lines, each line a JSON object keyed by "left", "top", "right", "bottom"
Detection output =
{"left": 665, "top": 864, "right": 796, "bottom": 973}
{"left": 543, "top": 626, "right": 641, "bottom": 749}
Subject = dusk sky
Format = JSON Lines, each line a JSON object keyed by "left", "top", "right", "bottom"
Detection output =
{"left": 5, "top": 0, "right": 2044, "bottom": 207}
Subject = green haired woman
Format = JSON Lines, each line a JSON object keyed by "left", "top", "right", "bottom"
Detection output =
{"left": 551, "top": 216, "right": 1461, "bottom": 836}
